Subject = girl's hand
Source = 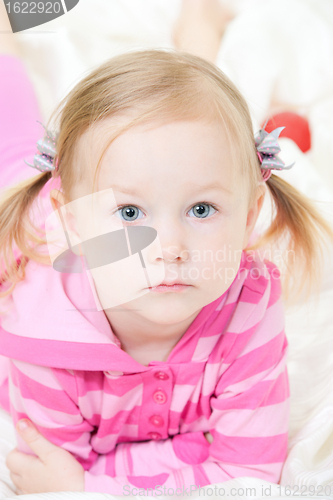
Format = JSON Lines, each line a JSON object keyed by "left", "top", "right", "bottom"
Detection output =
{"left": 6, "top": 419, "right": 85, "bottom": 494}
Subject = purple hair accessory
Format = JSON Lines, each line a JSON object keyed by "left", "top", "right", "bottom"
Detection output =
{"left": 24, "top": 121, "right": 58, "bottom": 173}
{"left": 254, "top": 121, "right": 295, "bottom": 181}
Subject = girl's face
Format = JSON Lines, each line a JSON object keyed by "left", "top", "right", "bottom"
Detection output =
{"left": 52, "top": 118, "right": 265, "bottom": 327}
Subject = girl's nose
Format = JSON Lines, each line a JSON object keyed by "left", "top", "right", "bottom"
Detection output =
{"left": 153, "top": 221, "right": 189, "bottom": 264}
{"left": 158, "top": 245, "right": 188, "bottom": 263}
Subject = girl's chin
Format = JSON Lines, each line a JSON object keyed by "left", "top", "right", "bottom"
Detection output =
{"left": 119, "top": 296, "right": 199, "bottom": 323}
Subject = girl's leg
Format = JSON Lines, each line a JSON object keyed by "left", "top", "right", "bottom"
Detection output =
{"left": 0, "top": 1, "right": 43, "bottom": 189}
{"left": 173, "top": 0, "right": 235, "bottom": 64}
{"left": 0, "top": 1, "right": 20, "bottom": 57}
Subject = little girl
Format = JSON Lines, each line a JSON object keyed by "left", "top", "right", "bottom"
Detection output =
{"left": 1, "top": 17, "right": 333, "bottom": 499}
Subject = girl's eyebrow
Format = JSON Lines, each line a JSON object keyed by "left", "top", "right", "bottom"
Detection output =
{"left": 188, "top": 182, "right": 234, "bottom": 196}
{"left": 111, "top": 185, "right": 140, "bottom": 195}
{"left": 111, "top": 183, "right": 233, "bottom": 196}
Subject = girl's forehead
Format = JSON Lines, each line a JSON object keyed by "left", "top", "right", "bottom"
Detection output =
{"left": 79, "top": 117, "right": 233, "bottom": 160}
{"left": 81, "top": 114, "right": 230, "bottom": 144}
{"left": 74, "top": 117, "right": 243, "bottom": 197}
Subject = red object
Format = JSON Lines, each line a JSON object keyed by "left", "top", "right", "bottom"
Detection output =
{"left": 262, "top": 112, "right": 311, "bottom": 153}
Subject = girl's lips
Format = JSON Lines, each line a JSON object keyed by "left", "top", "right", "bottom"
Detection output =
{"left": 148, "top": 284, "right": 191, "bottom": 293}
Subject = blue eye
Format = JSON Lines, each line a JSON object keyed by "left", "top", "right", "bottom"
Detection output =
{"left": 115, "top": 205, "right": 144, "bottom": 222}
{"left": 114, "top": 202, "right": 218, "bottom": 223}
{"left": 188, "top": 203, "right": 217, "bottom": 219}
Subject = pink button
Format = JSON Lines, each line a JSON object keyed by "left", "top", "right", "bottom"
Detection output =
{"left": 154, "top": 371, "right": 169, "bottom": 380}
{"left": 149, "top": 415, "right": 164, "bottom": 427}
{"left": 147, "top": 432, "right": 161, "bottom": 440}
{"left": 153, "top": 389, "right": 167, "bottom": 404}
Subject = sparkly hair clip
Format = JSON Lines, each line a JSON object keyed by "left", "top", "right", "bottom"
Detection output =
{"left": 254, "top": 121, "right": 295, "bottom": 182}
{"left": 24, "top": 121, "right": 59, "bottom": 173}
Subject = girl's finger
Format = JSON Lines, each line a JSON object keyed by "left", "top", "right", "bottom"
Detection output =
{"left": 9, "top": 471, "right": 21, "bottom": 488}
{"left": 6, "top": 450, "right": 20, "bottom": 473}
{"left": 16, "top": 420, "right": 64, "bottom": 463}
{"left": 10, "top": 473, "right": 29, "bottom": 495}
{"left": 16, "top": 488, "right": 27, "bottom": 496}
{"left": 6, "top": 449, "right": 39, "bottom": 474}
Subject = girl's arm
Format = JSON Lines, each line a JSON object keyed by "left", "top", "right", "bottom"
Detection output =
{"left": 8, "top": 359, "right": 98, "bottom": 469}
{"left": 8, "top": 419, "right": 85, "bottom": 494}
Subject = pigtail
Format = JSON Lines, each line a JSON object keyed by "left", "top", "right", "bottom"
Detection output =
{"left": 247, "top": 173, "right": 333, "bottom": 306}
{"left": 0, "top": 171, "right": 53, "bottom": 298}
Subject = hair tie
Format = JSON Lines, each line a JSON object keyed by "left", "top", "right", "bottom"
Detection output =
{"left": 254, "top": 121, "right": 295, "bottom": 182}
{"left": 24, "top": 121, "right": 59, "bottom": 174}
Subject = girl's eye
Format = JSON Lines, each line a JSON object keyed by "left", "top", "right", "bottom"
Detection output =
{"left": 188, "top": 203, "right": 217, "bottom": 219}
{"left": 115, "top": 205, "right": 144, "bottom": 222}
{"left": 114, "top": 202, "right": 218, "bottom": 223}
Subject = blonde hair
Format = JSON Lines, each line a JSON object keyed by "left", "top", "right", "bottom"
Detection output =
{"left": 1, "top": 49, "right": 332, "bottom": 307}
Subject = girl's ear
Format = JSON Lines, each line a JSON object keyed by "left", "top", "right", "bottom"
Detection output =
{"left": 242, "top": 184, "right": 266, "bottom": 250}
{"left": 49, "top": 189, "right": 82, "bottom": 256}
{"left": 49, "top": 188, "right": 66, "bottom": 213}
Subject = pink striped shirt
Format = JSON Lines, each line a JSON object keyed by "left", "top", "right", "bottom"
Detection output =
{"left": 0, "top": 55, "right": 290, "bottom": 495}
{"left": 0, "top": 250, "right": 290, "bottom": 495}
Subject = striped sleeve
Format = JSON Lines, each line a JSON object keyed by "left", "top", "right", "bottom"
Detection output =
{"left": 84, "top": 264, "right": 290, "bottom": 494}
{"left": 8, "top": 359, "right": 98, "bottom": 470}
{"left": 206, "top": 261, "right": 290, "bottom": 483}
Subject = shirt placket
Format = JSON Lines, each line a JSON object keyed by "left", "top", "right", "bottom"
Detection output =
{"left": 139, "top": 367, "right": 173, "bottom": 441}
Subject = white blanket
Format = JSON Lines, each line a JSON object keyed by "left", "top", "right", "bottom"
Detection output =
{"left": 2, "top": 1, "right": 333, "bottom": 498}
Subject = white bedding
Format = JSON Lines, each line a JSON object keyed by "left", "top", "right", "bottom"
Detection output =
{"left": 2, "top": 1, "right": 333, "bottom": 498}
